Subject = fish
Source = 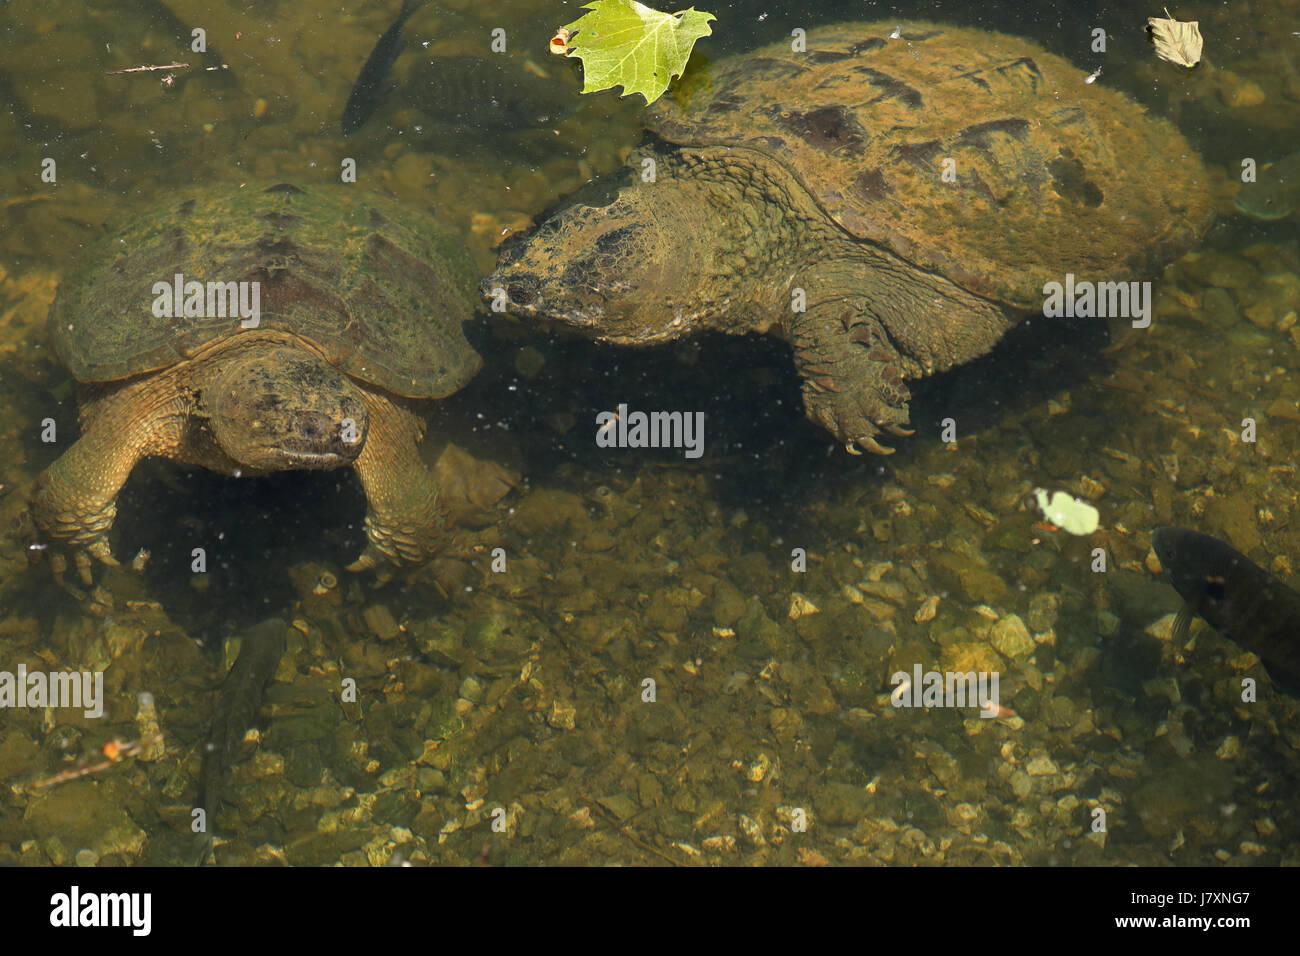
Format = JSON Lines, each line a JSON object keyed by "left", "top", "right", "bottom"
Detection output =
{"left": 1151, "top": 526, "right": 1300, "bottom": 695}
{"left": 1233, "top": 150, "right": 1300, "bottom": 221}
{"left": 341, "top": 0, "right": 425, "bottom": 135}
{"left": 193, "top": 617, "right": 287, "bottom": 863}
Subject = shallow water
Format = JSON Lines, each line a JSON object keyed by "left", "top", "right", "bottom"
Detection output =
{"left": 0, "top": 0, "right": 1298, "bottom": 866}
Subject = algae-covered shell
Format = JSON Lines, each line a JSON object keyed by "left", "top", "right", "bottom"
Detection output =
{"left": 650, "top": 21, "right": 1214, "bottom": 309}
{"left": 49, "top": 182, "right": 480, "bottom": 398}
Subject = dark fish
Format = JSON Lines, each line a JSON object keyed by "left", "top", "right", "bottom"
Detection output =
{"left": 1152, "top": 526, "right": 1300, "bottom": 695}
{"left": 341, "top": 0, "right": 425, "bottom": 135}
{"left": 193, "top": 617, "right": 287, "bottom": 862}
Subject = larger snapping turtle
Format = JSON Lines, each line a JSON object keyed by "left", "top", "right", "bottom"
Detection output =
{"left": 486, "top": 21, "right": 1214, "bottom": 452}
{"left": 32, "top": 182, "right": 484, "bottom": 583}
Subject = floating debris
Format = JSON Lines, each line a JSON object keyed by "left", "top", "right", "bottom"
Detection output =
{"left": 105, "top": 62, "right": 190, "bottom": 75}
{"left": 1029, "top": 488, "right": 1100, "bottom": 535}
{"left": 1146, "top": 10, "right": 1203, "bottom": 67}
{"left": 24, "top": 734, "right": 164, "bottom": 794}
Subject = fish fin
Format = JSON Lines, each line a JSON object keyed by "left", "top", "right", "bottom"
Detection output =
{"left": 1172, "top": 601, "right": 1195, "bottom": 643}
{"left": 191, "top": 833, "right": 215, "bottom": 867}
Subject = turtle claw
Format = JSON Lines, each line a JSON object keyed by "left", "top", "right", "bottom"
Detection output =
{"left": 73, "top": 551, "right": 96, "bottom": 586}
{"left": 884, "top": 424, "right": 916, "bottom": 438}
{"left": 345, "top": 546, "right": 398, "bottom": 585}
{"left": 87, "top": 539, "right": 119, "bottom": 566}
{"left": 33, "top": 526, "right": 123, "bottom": 591}
{"left": 855, "top": 434, "right": 895, "bottom": 455}
{"left": 346, "top": 551, "right": 376, "bottom": 573}
{"left": 347, "top": 513, "right": 443, "bottom": 578}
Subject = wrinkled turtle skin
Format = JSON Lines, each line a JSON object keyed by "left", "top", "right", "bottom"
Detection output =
{"left": 486, "top": 21, "right": 1214, "bottom": 453}
{"left": 32, "top": 182, "right": 483, "bottom": 583}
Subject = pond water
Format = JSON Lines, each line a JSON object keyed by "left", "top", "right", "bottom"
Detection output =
{"left": 0, "top": 0, "right": 1297, "bottom": 866}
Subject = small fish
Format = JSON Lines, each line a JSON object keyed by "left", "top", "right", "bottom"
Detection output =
{"left": 193, "top": 617, "right": 287, "bottom": 862}
{"left": 1151, "top": 526, "right": 1300, "bottom": 695}
{"left": 341, "top": 0, "right": 425, "bottom": 135}
{"left": 1234, "top": 150, "right": 1300, "bottom": 221}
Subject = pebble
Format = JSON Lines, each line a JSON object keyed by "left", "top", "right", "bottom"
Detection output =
{"left": 990, "top": 614, "right": 1035, "bottom": 659}
{"left": 1215, "top": 735, "right": 1241, "bottom": 759}
{"left": 363, "top": 605, "right": 401, "bottom": 641}
{"left": 1145, "top": 613, "right": 1180, "bottom": 641}
{"left": 1026, "top": 754, "right": 1058, "bottom": 776}
{"left": 581, "top": 531, "right": 617, "bottom": 552}
{"left": 724, "top": 813, "right": 759, "bottom": 846}
{"left": 458, "top": 675, "right": 484, "bottom": 703}
{"left": 857, "top": 580, "right": 908, "bottom": 606}
{"left": 547, "top": 699, "right": 576, "bottom": 730}
{"left": 788, "top": 592, "right": 820, "bottom": 619}
{"left": 1096, "top": 609, "right": 1120, "bottom": 637}
{"left": 1217, "top": 70, "right": 1266, "bottom": 108}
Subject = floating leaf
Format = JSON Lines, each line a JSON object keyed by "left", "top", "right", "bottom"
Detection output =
{"left": 1147, "top": 9, "right": 1203, "bottom": 67}
{"left": 1031, "top": 488, "right": 1100, "bottom": 536}
{"left": 559, "top": 0, "right": 716, "bottom": 105}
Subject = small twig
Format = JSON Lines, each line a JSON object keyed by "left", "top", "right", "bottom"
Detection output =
{"left": 106, "top": 62, "right": 192, "bottom": 76}
{"left": 23, "top": 734, "right": 165, "bottom": 793}
{"left": 589, "top": 802, "right": 686, "bottom": 866}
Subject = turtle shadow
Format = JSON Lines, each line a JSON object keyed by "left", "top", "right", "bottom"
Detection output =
{"left": 114, "top": 464, "right": 366, "bottom": 642}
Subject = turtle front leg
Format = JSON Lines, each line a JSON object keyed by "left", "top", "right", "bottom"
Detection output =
{"left": 347, "top": 390, "right": 452, "bottom": 576}
{"left": 793, "top": 305, "right": 920, "bottom": 455}
{"left": 31, "top": 379, "right": 187, "bottom": 585}
{"left": 789, "top": 256, "right": 1014, "bottom": 454}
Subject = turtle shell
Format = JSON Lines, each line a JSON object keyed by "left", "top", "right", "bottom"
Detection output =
{"left": 651, "top": 21, "right": 1214, "bottom": 309}
{"left": 49, "top": 182, "right": 480, "bottom": 399}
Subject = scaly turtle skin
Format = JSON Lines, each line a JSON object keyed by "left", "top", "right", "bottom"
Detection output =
{"left": 485, "top": 21, "right": 1214, "bottom": 453}
{"left": 33, "top": 182, "right": 481, "bottom": 583}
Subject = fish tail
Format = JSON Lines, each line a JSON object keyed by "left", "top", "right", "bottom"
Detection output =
{"left": 397, "top": 0, "right": 425, "bottom": 28}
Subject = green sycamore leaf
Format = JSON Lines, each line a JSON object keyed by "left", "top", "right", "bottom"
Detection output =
{"left": 561, "top": 0, "right": 716, "bottom": 105}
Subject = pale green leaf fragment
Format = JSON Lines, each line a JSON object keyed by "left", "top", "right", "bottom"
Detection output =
{"left": 561, "top": 0, "right": 716, "bottom": 105}
{"left": 1032, "top": 488, "right": 1101, "bottom": 536}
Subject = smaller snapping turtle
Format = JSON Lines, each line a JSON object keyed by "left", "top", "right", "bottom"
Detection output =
{"left": 32, "top": 182, "right": 486, "bottom": 583}
{"left": 485, "top": 21, "right": 1213, "bottom": 453}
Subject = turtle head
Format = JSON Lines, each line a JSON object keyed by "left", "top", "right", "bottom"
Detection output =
{"left": 206, "top": 347, "right": 369, "bottom": 472}
{"left": 483, "top": 178, "right": 727, "bottom": 345}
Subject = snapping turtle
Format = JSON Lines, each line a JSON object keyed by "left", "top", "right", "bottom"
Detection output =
{"left": 486, "top": 21, "right": 1213, "bottom": 453}
{"left": 32, "top": 182, "right": 482, "bottom": 583}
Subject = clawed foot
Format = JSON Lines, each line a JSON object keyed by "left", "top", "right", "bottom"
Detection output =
{"left": 346, "top": 502, "right": 455, "bottom": 584}
{"left": 46, "top": 536, "right": 120, "bottom": 587}
{"left": 795, "top": 312, "right": 920, "bottom": 455}
{"left": 802, "top": 375, "right": 915, "bottom": 455}
{"left": 27, "top": 488, "right": 123, "bottom": 590}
